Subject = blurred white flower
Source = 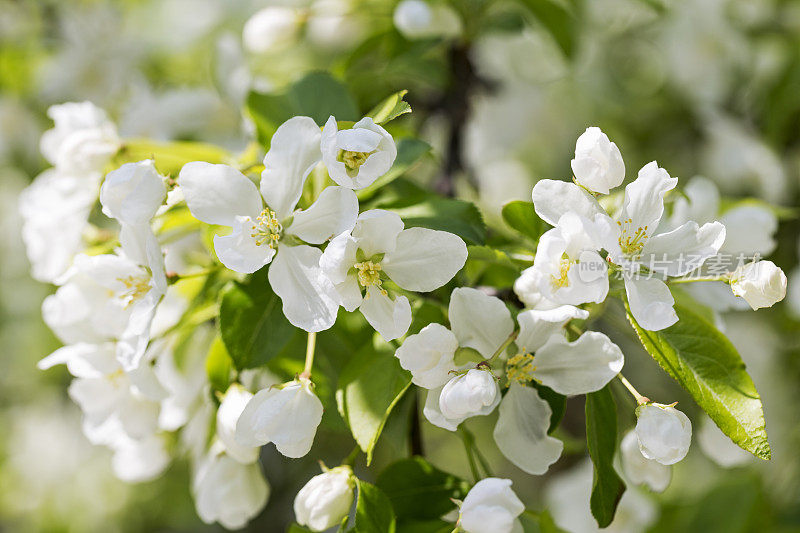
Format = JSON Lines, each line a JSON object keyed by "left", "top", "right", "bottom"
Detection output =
{"left": 459, "top": 478, "right": 524, "bottom": 533}
{"left": 294, "top": 466, "right": 355, "bottom": 532}
{"left": 393, "top": 0, "right": 461, "bottom": 40}
{"left": 697, "top": 417, "right": 752, "bottom": 468}
{"left": 216, "top": 384, "right": 260, "bottom": 465}
{"left": 730, "top": 260, "right": 787, "bottom": 310}
{"left": 235, "top": 377, "right": 324, "bottom": 458}
{"left": 571, "top": 126, "right": 625, "bottom": 194}
{"left": 307, "top": 0, "right": 365, "bottom": 50}
{"left": 321, "top": 116, "right": 397, "bottom": 189}
{"left": 110, "top": 433, "right": 171, "bottom": 483}
{"left": 242, "top": 6, "right": 303, "bottom": 54}
{"left": 40, "top": 101, "right": 120, "bottom": 173}
{"left": 620, "top": 430, "right": 671, "bottom": 492}
{"left": 320, "top": 209, "right": 467, "bottom": 341}
{"left": 635, "top": 403, "right": 692, "bottom": 465}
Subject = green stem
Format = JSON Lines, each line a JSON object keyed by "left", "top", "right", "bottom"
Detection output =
{"left": 487, "top": 330, "right": 519, "bottom": 363}
{"left": 341, "top": 446, "right": 361, "bottom": 467}
{"left": 458, "top": 427, "right": 481, "bottom": 483}
{"left": 667, "top": 275, "right": 729, "bottom": 285}
{"left": 618, "top": 374, "right": 649, "bottom": 405}
{"left": 301, "top": 332, "right": 316, "bottom": 379}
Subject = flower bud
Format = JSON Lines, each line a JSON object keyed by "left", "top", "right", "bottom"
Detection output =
{"left": 459, "top": 478, "right": 524, "bottom": 533}
{"left": 216, "top": 384, "right": 260, "bottom": 464}
{"left": 635, "top": 403, "right": 692, "bottom": 465}
{"left": 570, "top": 127, "right": 625, "bottom": 194}
{"left": 100, "top": 160, "right": 166, "bottom": 226}
{"left": 619, "top": 431, "right": 671, "bottom": 492}
{"left": 394, "top": 323, "right": 457, "bottom": 389}
{"left": 321, "top": 116, "right": 397, "bottom": 189}
{"left": 730, "top": 260, "right": 787, "bottom": 310}
{"left": 294, "top": 466, "right": 355, "bottom": 532}
{"left": 242, "top": 7, "right": 302, "bottom": 54}
{"left": 439, "top": 369, "right": 499, "bottom": 421}
{"left": 235, "top": 378, "right": 323, "bottom": 458}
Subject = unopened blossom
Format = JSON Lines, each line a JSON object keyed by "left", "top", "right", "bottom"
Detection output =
{"left": 439, "top": 369, "right": 500, "bottom": 422}
{"left": 459, "top": 478, "right": 525, "bottom": 533}
{"left": 40, "top": 101, "right": 120, "bottom": 173}
{"left": 570, "top": 126, "right": 625, "bottom": 194}
{"left": 235, "top": 377, "right": 324, "bottom": 458}
{"left": 321, "top": 209, "right": 467, "bottom": 341}
{"left": 620, "top": 431, "right": 671, "bottom": 492}
{"left": 18, "top": 168, "right": 98, "bottom": 283}
{"left": 242, "top": 6, "right": 303, "bottom": 53}
{"left": 294, "top": 466, "right": 355, "bottom": 532}
{"left": 193, "top": 447, "right": 270, "bottom": 530}
{"left": 321, "top": 116, "right": 397, "bottom": 189}
{"left": 216, "top": 384, "right": 260, "bottom": 465}
{"left": 730, "top": 260, "right": 787, "bottom": 310}
{"left": 394, "top": 323, "right": 458, "bottom": 388}
{"left": 179, "top": 116, "right": 358, "bottom": 332}
{"left": 393, "top": 0, "right": 461, "bottom": 40}
{"left": 635, "top": 403, "right": 692, "bottom": 465}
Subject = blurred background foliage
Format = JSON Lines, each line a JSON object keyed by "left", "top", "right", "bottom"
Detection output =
{"left": 1, "top": 0, "right": 800, "bottom": 531}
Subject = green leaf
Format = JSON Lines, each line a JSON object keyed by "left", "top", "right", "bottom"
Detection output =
{"left": 626, "top": 301, "right": 771, "bottom": 460}
{"left": 389, "top": 198, "right": 487, "bottom": 245}
{"left": 218, "top": 269, "right": 297, "bottom": 371}
{"left": 516, "top": 0, "right": 579, "bottom": 58}
{"left": 357, "top": 138, "right": 431, "bottom": 201}
{"left": 585, "top": 386, "right": 625, "bottom": 528}
{"left": 501, "top": 200, "right": 546, "bottom": 243}
{"left": 287, "top": 524, "right": 314, "bottom": 533}
{"left": 353, "top": 480, "right": 397, "bottom": 533}
{"left": 205, "top": 335, "right": 233, "bottom": 393}
{"left": 376, "top": 457, "right": 469, "bottom": 522}
{"left": 519, "top": 509, "right": 568, "bottom": 533}
{"left": 118, "top": 139, "right": 231, "bottom": 176}
{"left": 532, "top": 382, "right": 566, "bottom": 435}
{"left": 396, "top": 520, "right": 453, "bottom": 533}
{"left": 368, "top": 90, "right": 412, "bottom": 124}
{"left": 336, "top": 348, "right": 413, "bottom": 464}
{"left": 247, "top": 71, "right": 359, "bottom": 144}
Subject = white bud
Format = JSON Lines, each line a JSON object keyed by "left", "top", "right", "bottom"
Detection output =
{"left": 100, "top": 160, "right": 166, "bottom": 226}
{"left": 570, "top": 127, "right": 625, "bottom": 194}
{"left": 294, "top": 466, "right": 355, "bottom": 532}
{"left": 394, "top": 323, "right": 457, "bottom": 389}
{"left": 235, "top": 378, "right": 323, "bottom": 458}
{"left": 619, "top": 431, "right": 671, "bottom": 492}
{"left": 730, "top": 260, "right": 787, "bottom": 310}
{"left": 242, "top": 7, "right": 302, "bottom": 54}
{"left": 439, "top": 369, "right": 499, "bottom": 421}
{"left": 216, "top": 384, "right": 260, "bottom": 464}
{"left": 635, "top": 403, "right": 692, "bottom": 465}
{"left": 393, "top": 0, "right": 461, "bottom": 40}
{"left": 459, "top": 478, "right": 524, "bottom": 533}
{"left": 321, "top": 116, "right": 397, "bottom": 189}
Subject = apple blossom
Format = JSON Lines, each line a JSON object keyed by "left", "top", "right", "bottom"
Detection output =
{"left": 619, "top": 431, "right": 671, "bottom": 492}
{"left": 635, "top": 403, "right": 692, "bottom": 465}
{"left": 179, "top": 116, "right": 358, "bottom": 332}
{"left": 393, "top": 0, "right": 461, "bottom": 40}
{"left": 294, "top": 466, "right": 355, "bottom": 532}
{"left": 216, "top": 384, "right": 260, "bottom": 465}
{"left": 235, "top": 377, "right": 324, "bottom": 458}
{"left": 320, "top": 209, "right": 467, "bottom": 341}
{"left": 40, "top": 101, "right": 120, "bottom": 173}
{"left": 321, "top": 116, "right": 397, "bottom": 189}
{"left": 394, "top": 323, "right": 458, "bottom": 388}
{"left": 697, "top": 417, "right": 752, "bottom": 468}
{"left": 110, "top": 434, "right": 171, "bottom": 484}
{"left": 459, "top": 478, "right": 525, "bottom": 533}
{"left": 439, "top": 368, "right": 501, "bottom": 422}
{"left": 570, "top": 126, "right": 625, "bottom": 194}
{"left": 242, "top": 6, "right": 303, "bottom": 54}
{"left": 730, "top": 260, "right": 787, "bottom": 310}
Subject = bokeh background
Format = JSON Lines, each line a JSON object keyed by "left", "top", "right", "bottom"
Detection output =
{"left": 2, "top": 0, "right": 800, "bottom": 531}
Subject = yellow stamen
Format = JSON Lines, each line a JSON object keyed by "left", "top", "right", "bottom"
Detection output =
{"left": 618, "top": 218, "right": 648, "bottom": 257}
{"left": 251, "top": 208, "right": 282, "bottom": 249}
{"left": 354, "top": 261, "right": 387, "bottom": 296}
{"left": 338, "top": 150, "right": 374, "bottom": 173}
{"left": 506, "top": 350, "right": 537, "bottom": 385}
{"left": 117, "top": 274, "right": 150, "bottom": 307}
{"left": 551, "top": 257, "right": 572, "bottom": 288}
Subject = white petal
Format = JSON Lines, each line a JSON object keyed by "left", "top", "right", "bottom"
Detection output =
{"left": 719, "top": 204, "right": 778, "bottom": 255}
{"left": 669, "top": 176, "right": 719, "bottom": 226}
{"left": 382, "top": 228, "right": 467, "bottom": 292}
{"left": 111, "top": 434, "right": 171, "bottom": 483}
{"left": 287, "top": 186, "right": 358, "bottom": 244}
{"left": 515, "top": 306, "right": 588, "bottom": 354}
{"left": 38, "top": 342, "right": 119, "bottom": 378}
{"left": 352, "top": 209, "right": 404, "bottom": 257}
{"left": 493, "top": 384, "right": 563, "bottom": 475}
{"left": 333, "top": 274, "right": 363, "bottom": 312}
{"left": 620, "top": 161, "right": 677, "bottom": 232}
{"left": 395, "top": 323, "right": 458, "bottom": 389}
{"left": 620, "top": 431, "right": 672, "bottom": 492}
{"left": 642, "top": 221, "right": 726, "bottom": 276}
{"left": 269, "top": 245, "right": 340, "bottom": 332}
{"left": 100, "top": 160, "right": 166, "bottom": 226}
{"left": 359, "top": 287, "right": 412, "bottom": 341}
{"left": 422, "top": 386, "right": 461, "bottom": 431}
{"left": 448, "top": 287, "right": 514, "bottom": 358}
{"left": 116, "top": 288, "right": 163, "bottom": 371}
{"left": 260, "top": 116, "right": 322, "bottom": 219}
{"left": 178, "top": 162, "right": 262, "bottom": 225}
{"left": 214, "top": 216, "right": 275, "bottom": 273}
{"left": 531, "top": 179, "right": 604, "bottom": 226}
{"left": 320, "top": 232, "right": 358, "bottom": 284}
{"left": 625, "top": 277, "right": 677, "bottom": 331}
{"left": 337, "top": 127, "right": 382, "bottom": 151}
{"left": 533, "top": 331, "right": 624, "bottom": 395}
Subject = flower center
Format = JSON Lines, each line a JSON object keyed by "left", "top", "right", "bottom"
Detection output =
{"left": 117, "top": 273, "right": 151, "bottom": 307}
{"left": 354, "top": 260, "right": 387, "bottom": 296}
{"left": 338, "top": 150, "right": 373, "bottom": 173}
{"left": 617, "top": 218, "right": 648, "bottom": 258}
{"left": 551, "top": 257, "right": 572, "bottom": 288}
{"left": 506, "top": 351, "right": 536, "bottom": 385}
{"left": 251, "top": 208, "right": 283, "bottom": 249}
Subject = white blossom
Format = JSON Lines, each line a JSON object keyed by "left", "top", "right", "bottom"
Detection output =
{"left": 619, "top": 431, "right": 671, "bottom": 492}
{"left": 235, "top": 377, "right": 324, "bottom": 458}
{"left": 459, "top": 478, "right": 524, "bottom": 533}
{"left": 439, "top": 369, "right": 500, "bottom": 422}
{"left": 696, "top": 417, "right": 752, "bottom": 468}
{"left": 242, "top": 6, "right": 303, "bottom": 54}
{"left": 321, "top": 209, "right": 467, "bottom": 341}
{"left": 730, "top": 260, "right": 787, "bottom": 310}
{"left": 179, "top": 116, "right": 358, "bottom": 332}
{"left": 393, "top": 0, "right": 462, "bottom": 40}
{"left": 40, "top": 101, "right": 120, "bottom": 173}
{"left": 216, "top": 384, "right": 260, "bottom": 465}
{"left": 571, "top": 126, "right": 625, "bottom": 194}
{"left": 100, "top": 159, "right": 166, "bottom": 228}
{"left": 635, "top": 403, "right": 692, "bottom": 465}
{"left": 321, "top": 116, "right": 397, "bottom": 189}
{"left": 294, "top": 466, "right": 355, "bottom": 532}
{"left": 110, "top": 433, "right": 171, "bottom": 484}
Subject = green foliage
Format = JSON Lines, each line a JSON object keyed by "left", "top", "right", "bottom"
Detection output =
{"left": 585, "top": 386, "right": 625, "bottom": 528}
{"left": 515, "top": 0, "right": 580, "bottom": 58}
{"left": 247, "top": 71, "right": 360, "bottom": 145}
{"left": 352, "top": 480, "right": 397, "bottom": 533}
{"left": 501, "top": 200, "right": 546, "bottom": 243}
{"left": 336, "top": 346, "right": 413, "bottom": 464}
{"left": 376, "top": 457, "right": 469, "bottom": 522}
{"left": 117, "top": 139, "right": 231, "bottom": 176}
{"left": 205, "top": 335, "right": 232, "bottom": 394}
{"left": 368, "top": 90, "right": 412, "bottom": 125}
{"left": 626, "top": 301, "right": 771, "bottom": 460}
{"left": 218, "top": 269, "right": 297, "bottom": 371}
{"left": 357, "top": 138, "right": 432, "bottom": 200}
{"left": 533, "top": 382, "right": 566, "bottom": 435}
